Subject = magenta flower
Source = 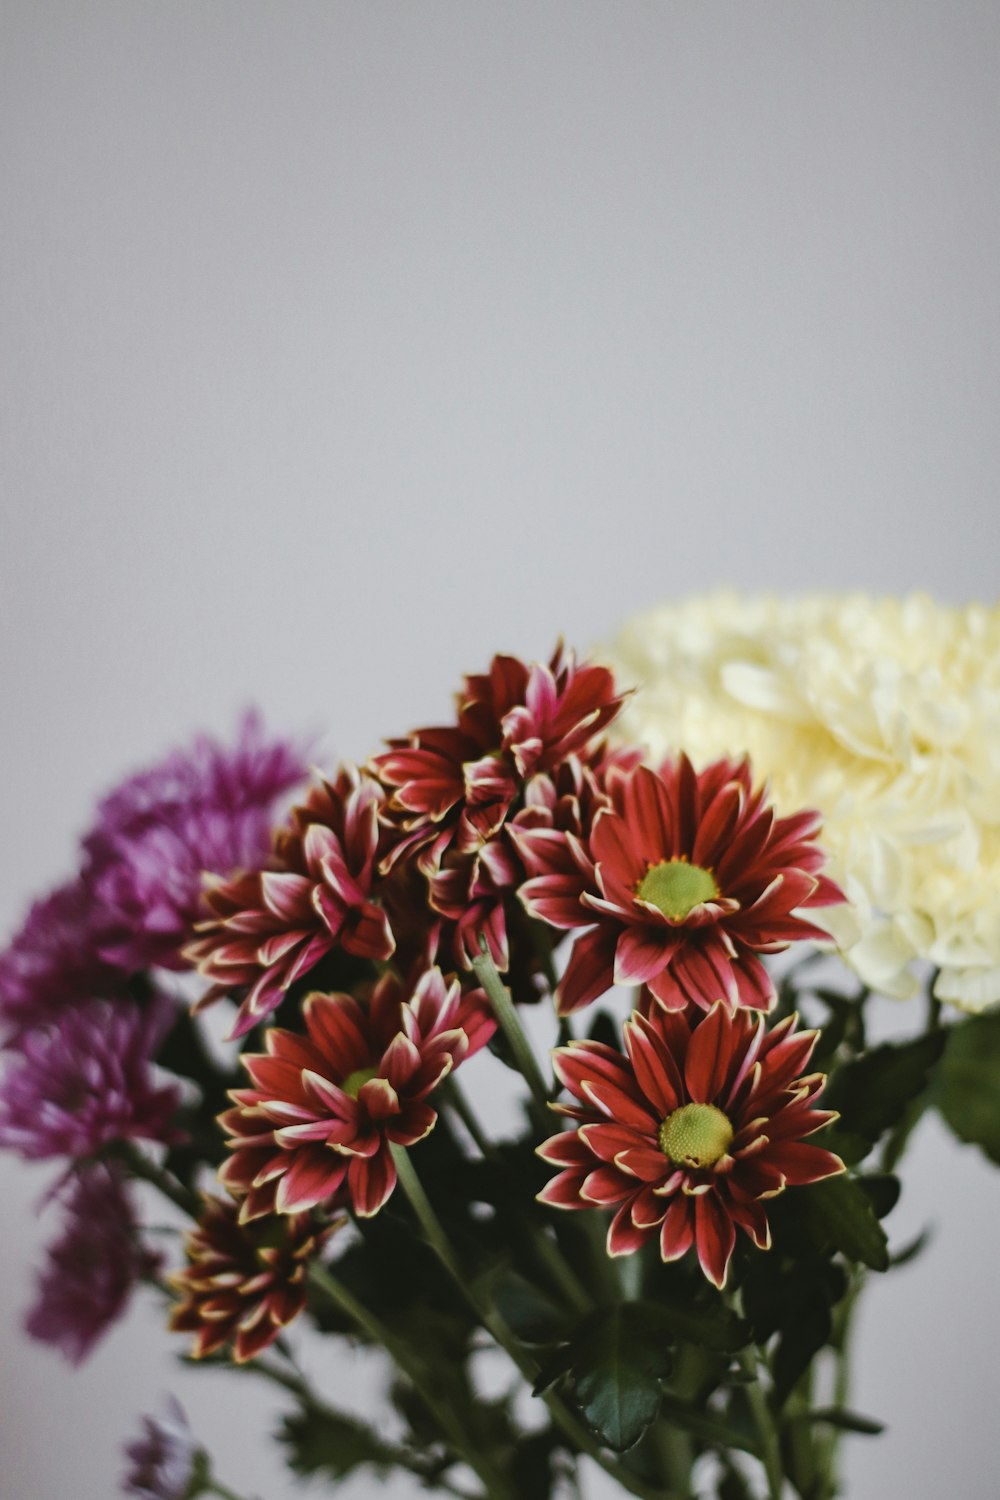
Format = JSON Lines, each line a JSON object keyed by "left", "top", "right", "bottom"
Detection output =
{"left": 26, "top": 1164, "right": 158, "bottom": 1364}
{"left": 84, "top": 712, "right": 308, "bottom": 973}
{"left": 0, "top": 878, "right": 123, "bottom": 1042}
{"left": 0, "top": 996, "right": 182, "bottom": 1161}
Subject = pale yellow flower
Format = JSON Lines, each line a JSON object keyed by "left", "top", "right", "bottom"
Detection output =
{"left": 607, "top": 592, "right": 1000, "bottom": 1011}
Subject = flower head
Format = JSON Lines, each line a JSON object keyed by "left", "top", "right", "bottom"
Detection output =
{"left": 0, "top": 878, "right": 124, "bottom": 1042}
{"left": 0, "top": 996, "right": 183, "bottom": 1161}
{"left": 223, "top": 967, "right": 494, "bottom": 1219}
{"left": 121, "top": 1397, "right": 199, "bottom": 1500}
{"left": 168, "top": 1196, "right": 337, "bottom": 1363}
{"left": 538, "top": 1003, "right": 843, "bottom": 1287}
{"left": 610, "top": 592, "right": 1000, "bottom": 1010}
{"left": 521, "top": 755, "right": 842, "bottom": 1015}
{"left": 373, "top": 645, "right": 626, "bottom": 875}
{"left": 84, "top": 712, "right": 308, "bottom": 974}
{"left": 26, "top": 1164, "right": 157, "bottom": 1364}
{"left": 186, "top": 764, "right": 395, "bottom": 1038}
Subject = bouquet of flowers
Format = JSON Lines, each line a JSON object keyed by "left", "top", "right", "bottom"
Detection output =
{"left": 3, "top": 595, "right": 997, "bottom": 1500}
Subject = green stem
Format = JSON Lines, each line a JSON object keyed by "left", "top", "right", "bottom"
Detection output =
{"left": 815, "top": 1276, "right": 863, "bottom": 1498}
{"left": 472, "top": 939, "right": 551, "bottom": 1113}
{"left": 391, "top": 1144, "right": 673, "bottom": 1500}
{"left": 445, "top": 1076, "right": 497, "bottom": 1158}
{"left": 738, "top": 1348, "right": 784, "bottom": 1500}
{"left": 309, "top": 1263, "right": 515, "bottom": 1500}
{"left": 120, "top": 1144, "right": 200, "bottom": 1217}
{"left": 203, "top": 1480, "right": 251, "bottom": 1500}
{"left": 443, "top": 1080, "right": 591, "bottom": 1312}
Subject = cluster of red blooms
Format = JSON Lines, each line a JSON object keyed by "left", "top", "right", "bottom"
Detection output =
{"left": 172, "top": 645, "right": 846, "bottom": 1360}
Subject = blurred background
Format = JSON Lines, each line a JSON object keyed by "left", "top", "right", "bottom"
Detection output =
{"left": 1, "top": 3, "right": 998, "bottom": 1496}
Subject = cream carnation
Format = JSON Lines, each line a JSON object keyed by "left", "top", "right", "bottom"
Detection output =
{"left": 607, "top": 592, "right": 1000, "bottom": 1011}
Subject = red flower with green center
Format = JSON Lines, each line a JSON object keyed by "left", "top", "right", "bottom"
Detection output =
{"left": 373, "top": 647, "right": 626, "bottom": 875}
{"left": 538, "top": 1002, "right": 844, "bottom": 1288}
{"left": 168, "top": 1196, "right": 337, "bottom": 1362}
{"left": 520, "top": 755, "right": 843, "bottom": 1015}
{"left": 222, "top": 968, "right": 494, "bottom": 1220}
{"left": 186, "top": 765, "right": 395, "bottom": 1038}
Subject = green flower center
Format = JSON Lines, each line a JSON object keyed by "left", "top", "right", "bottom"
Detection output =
{"left": 658, "top": 1103, "right": 734, "bottom": 1169}
{"left": 636, "top": 859, "right": 720, "bottom": 921}
{"left": 342, "top": 1066, "right": 378, "bottom": 1099}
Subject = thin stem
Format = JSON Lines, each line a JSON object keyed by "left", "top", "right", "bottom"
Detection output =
{"left": 204, "top": 1480, "right": 251, "bottom": 1500}
{"left": 445, "top": 1076, "right": 497, "bottom": 1158}
{"left": 309, "top": 1263, "right": 515, "bottom": 1500}
{"left": 738, "top": 1348, "right": 784, "bottom": 1500}
{"left": 391, "top": 1144, "right": 674, "bottom": 1500}
{"left": 472, "top": 939, "right": 551, "bottom": 1113}
{"left": 120, "top": 1144, "right": 200, "bottom": 1217}
{"left": 443, "top": 1081, "right": 591, "bottom": 1312}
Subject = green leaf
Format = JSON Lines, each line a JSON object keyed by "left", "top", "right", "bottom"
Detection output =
{"left": 550, "top": 1303, "right": 676, "bottom": 1452}
{"left": 824, "top": 1032, "right": 946, "bottom": 1151}
{"left": 888, "top": 1226, "right": 933, "bottom": 1268}
{"left": 802, "top": 1175, "right": 889, "bottom": 1271}
{"left": 936, "top": 1010, "right": 1000, "bottom": 1166}
{"left": 489, "top": 1269, "right": 568, "bottom": 1345}
{"left": 787, "top": 1406, "right": 885, "bottom": 1436}
{"left": 278, "top": 1407, "right": 398, "bottom": 1482}
{"left": 647, "top": 1294, "right": 750, "bottom": 1353}
{"left": 857, "top": 1173, "right": 901, "bottom": 1220}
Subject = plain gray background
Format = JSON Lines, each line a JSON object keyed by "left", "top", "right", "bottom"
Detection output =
{"left": 1, "top": 4, "right": 998, "bottom": 1497}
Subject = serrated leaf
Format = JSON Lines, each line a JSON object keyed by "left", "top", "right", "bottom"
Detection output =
{"left": 803, "top": 1175, "right": 889, "bottom": 1271}
{"left": 825, "top": 1032, "right": 946, "bottom": 1148}
{"left": 936, "top": 1011, "right": 1000, "bottom": 1166}
{"left": 278, "top": 1407, "right": 397, "bottom": 1481}
{"left": 555, "top": 1304, "right": 676, "bottom": 1452}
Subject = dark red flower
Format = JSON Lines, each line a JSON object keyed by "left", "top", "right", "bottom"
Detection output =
{"left": 538, "top": 1003, "right": 844, "bottom": 1288}
{"left": 521, "top": 755, "right": 843, "bottom": 1015}
{"left": 168, "top": 1196, "right": 337, "bottom": 1362}
{"left": 373, "top": 646, "right": 626, "bottom": 875}
{"left": 222, "top": 968, "right": 494, "bottom": 1220}
{"left": 186, "top": 765, "right": 395, "bottom": 1038}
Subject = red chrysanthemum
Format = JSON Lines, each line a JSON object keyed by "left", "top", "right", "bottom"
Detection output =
{"left": 520, "top": 755, "right": 843, "bottom": 1015}
{"left": 538, "top": 1002, "right": 844, "bottom": 1288}
{"left": 223, "top": 968, "right": 494, "bottom": 1220}
{"left": 186, "top": 765, "right": 395, "bottom": 1038}
{"left": 373, "top": 646, "right": 626, "bottom": 875}
{"left": 168, "top": 1196, "right": 337, "bottom": 1362}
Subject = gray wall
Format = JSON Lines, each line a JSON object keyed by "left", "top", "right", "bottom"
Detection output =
{"left": 1, "top": 5, "right": 997, "bottom": 1497}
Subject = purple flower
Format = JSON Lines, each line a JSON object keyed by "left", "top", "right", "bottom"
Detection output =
{"left": 26, "top": 1163, "right": 158, "bottom": 1364}
{"left": 0, "top": 878, "right": 124, "bottom": 1042}
{"left": 122, "top": 1396, "right": 200, "bottom": 1500}
{"left": 0, "top": 996, "right": 182, "bottom": 1160}
{"left": 83, "top": 713, "right": 309, "bottom": 972}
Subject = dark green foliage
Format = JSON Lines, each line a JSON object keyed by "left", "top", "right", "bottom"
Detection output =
{"left": 800, "top": 1175, "right": 890, "bottom": 1271}
{"left": 824, "top": 1032, "right": 946, "bottom": 1156}
{"left": 535, "top": 1302, "right": 677, "bottom": 1451}
{"left": 936, "top": 1009, "right": 1000, "bottom": 1165}
{"left": 278, "top": 1407, "right": 399, "bottom": 1483}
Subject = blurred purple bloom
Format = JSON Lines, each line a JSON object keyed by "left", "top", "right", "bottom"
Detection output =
{"left": 83, "top": 712, "right": 309, "bottom": 972}
{"left": 26, "top": 1163, "right": 158, "bottom": 1365}
{"left": 122, "top": 1396, "right": 200, "bottom": 1500}
{"left": 0, "top": 995, "right": 182, "bottom": 1160}
{"left": 0, "top": 878, "right": 124, "bottom": 1042}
